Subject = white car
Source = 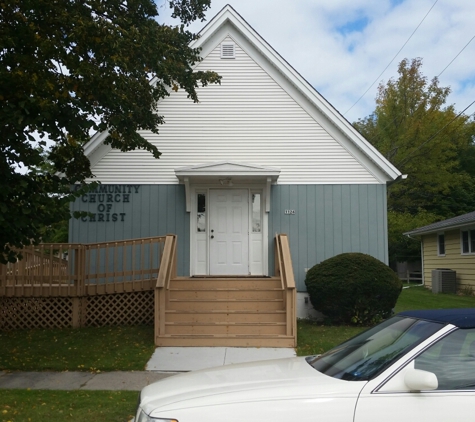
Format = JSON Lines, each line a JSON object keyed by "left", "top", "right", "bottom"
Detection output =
{"left": 134, "top": 308, "right": 475, "bottom": 422}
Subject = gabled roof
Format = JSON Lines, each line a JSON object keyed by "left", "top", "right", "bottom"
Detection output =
{"left": 191, "top": 4, "right": 401, "bottom": 183}
{"left": 404, "top": 211, "right": 475, "bottom": 236}
{"left": 83, "top": 4, "right": 401, "bottom": 184}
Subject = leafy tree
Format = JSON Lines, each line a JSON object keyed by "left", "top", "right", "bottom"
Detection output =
{"left": 0, "top": 0, "right": 221, "bottom": 263}
{"left": 354, "top": 58, "right": 475, "bottom": 263}
{"left": 28, "top": 149, "right": 72, "bottom": 244}
{"left": 387, "top": 210, "right": 439, "bottom": 263}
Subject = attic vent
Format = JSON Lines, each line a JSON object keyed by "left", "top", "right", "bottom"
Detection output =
{"left": 221, "top": 42, "right": 235, "bottom": 59}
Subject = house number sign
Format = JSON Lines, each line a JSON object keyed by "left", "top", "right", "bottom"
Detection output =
{"left": 284, "top": 210, "right": 296, "bottom": 215}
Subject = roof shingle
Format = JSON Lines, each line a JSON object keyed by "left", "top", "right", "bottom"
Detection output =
{"left": 404, "top": 211, "right": 475, "bottom": 236}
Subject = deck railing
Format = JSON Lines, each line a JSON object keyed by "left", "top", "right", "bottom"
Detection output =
{"left": 0, "top": 236, "right": 167, "bottom": 297}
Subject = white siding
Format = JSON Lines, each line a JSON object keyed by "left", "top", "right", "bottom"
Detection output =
{"left": 90, "top": 37, "right": 379, "bottom": 185}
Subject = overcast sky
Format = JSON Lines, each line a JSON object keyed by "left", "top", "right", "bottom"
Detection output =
{"left": 159, "top": 0, "right": 475, "bottom": 124}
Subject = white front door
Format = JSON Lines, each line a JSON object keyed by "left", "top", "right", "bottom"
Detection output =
{"left": 209, "top": 189, "right": 249, "bottom": 275}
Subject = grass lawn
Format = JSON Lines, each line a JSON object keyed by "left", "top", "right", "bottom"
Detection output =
{"left": 0, "top": 325, "right": 155, "bottom": 372}
{"left": 1, "top": 287, "right": 475, "bottom": 372}
{"left": 296, "top": 322, "right": 365, "bottom": 356}
{"left": 395, "top": 285, "right": 475, "bottom": 312}
{"left": 296, "top": 285, "right": 475, "bottom": 356}
{"left": 1, "top": 286, "right": 475, "bottom": 421}
{"left": 0, "top": 390, "right": 137, "bottom": 422}
{"left": 0, "top": 327, "right": 149, "bottom": 421}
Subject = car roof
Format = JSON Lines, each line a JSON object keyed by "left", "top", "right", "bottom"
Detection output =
{"left": 398, "top": 308, "right": 475, "bottom": 329}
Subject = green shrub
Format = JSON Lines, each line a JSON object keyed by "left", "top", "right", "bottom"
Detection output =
{"left": 305, "top": 253, "right": 402, "bottom": 325}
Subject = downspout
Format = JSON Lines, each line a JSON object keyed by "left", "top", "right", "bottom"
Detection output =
{"left": 405, "top": 232, "right": 424, "bottom": 286}
{"left": 387, "top": 173, "right": 408, "bottom": 186}
{"left": 421, "top": 240, "right": 424, "bottom": 286}
{"left": 386, "top": 174, "right": 408, "bottom": 266}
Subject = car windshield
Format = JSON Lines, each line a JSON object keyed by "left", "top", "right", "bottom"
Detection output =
{"left": 306, "top": 316, "right": 443, "bottom": 381}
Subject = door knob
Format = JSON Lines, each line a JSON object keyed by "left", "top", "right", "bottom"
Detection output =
{"left": 211, "top": 235, "right": 214, "bottom": 239}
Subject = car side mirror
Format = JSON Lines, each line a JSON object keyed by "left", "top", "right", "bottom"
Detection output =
{"left": 404, "top": 368, "right": 438, "bottom": 391}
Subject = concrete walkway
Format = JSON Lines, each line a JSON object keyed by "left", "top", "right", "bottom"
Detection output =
{"left": 146, "top": 347, "right": 296, "bottom": 371}
{"left": 0, "top": 347, "right": 296, "bottom": 391}
{"left": 0, "top": 370, "right": 173, "bottom": 391}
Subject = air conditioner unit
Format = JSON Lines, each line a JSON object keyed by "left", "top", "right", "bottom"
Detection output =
{"left": 431, "top": 269, "right": 457, "bottom": 294}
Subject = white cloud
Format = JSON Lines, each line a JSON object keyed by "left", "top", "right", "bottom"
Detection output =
{"left": 158, "top": 0, "right": 475, "bottom": 123}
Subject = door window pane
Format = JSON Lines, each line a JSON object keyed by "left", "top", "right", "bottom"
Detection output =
{"left": 252, "top": 193, "right": 261, "bottom": 233}
{"left": 197, "top": 193, "right": 206, "bottom": 232}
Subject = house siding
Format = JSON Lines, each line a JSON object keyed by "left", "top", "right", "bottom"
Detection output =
{"left": 70, "top": 183, "right": 388, "bottom": 290}
{"left": 69, "top": 185, "right": 190, "bottom": 276}
{"left": 269, "top": 184, "right": 388, "bottom": 291}
{"left": 422, "top": 230, "right": 475, "bottom": 290}
{"left": 89, "top": 37, "right": 380, "bottom": 185}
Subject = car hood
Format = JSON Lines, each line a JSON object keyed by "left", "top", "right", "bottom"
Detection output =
{"left": 141, "top": 357, "right": 366, "bottom": 417}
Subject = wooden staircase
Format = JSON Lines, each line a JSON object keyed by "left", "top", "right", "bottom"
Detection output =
{"left": 154, "top": 235, "right": 297, "bottom": 348}
{"left": 156, "top": 276, "right": 293, "bottom": 347}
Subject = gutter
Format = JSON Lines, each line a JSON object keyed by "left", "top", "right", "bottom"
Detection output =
{"left": 401, "top": 232, "right": 425, "bottom": 286}
{"left": 387, "top": 173, "right": 408, "bottom": 186}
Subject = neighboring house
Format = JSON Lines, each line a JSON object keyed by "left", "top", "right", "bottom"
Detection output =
{"left": 70, "top": 4, "right": 402, "bottom": 318}
{"left": 405, "top": 211, "right": 475, "bottom": 292}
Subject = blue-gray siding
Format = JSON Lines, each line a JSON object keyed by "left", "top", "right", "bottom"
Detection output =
{"left": 70, "top": 184, "right": 388, "bottom": 289}
{"left": 69, "top": 185, "right": 190, "bottom": 276}
{"left": 269, "top": 185, "right": 388, "bottom": 291}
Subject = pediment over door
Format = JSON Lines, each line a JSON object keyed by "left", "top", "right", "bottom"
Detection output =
{"left": 175, "top": 161, "right": 280, "bottom": 179}
{"left": 175, "top": 161, "right": 280, "bottom": 212}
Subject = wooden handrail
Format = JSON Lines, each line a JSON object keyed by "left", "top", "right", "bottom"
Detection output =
{"left": 155, "top": 234, "right": 177, "bottom": 340}
{"left": 275, "top": 234, "right": 297, "bottom": 345}
{"left": 275, "top": 234, "right": 296, "bottom": 289}
{"left": 156, "top": 235, "right": 176, "bottom": 288}
{"left": 82, "top": 236, "right": 167, "bottom": 248}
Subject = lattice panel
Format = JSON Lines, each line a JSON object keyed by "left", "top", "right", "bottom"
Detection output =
{"left": 85, "top": 291, "right": 154, "bottom": 327}
{"left": 0, "top": 297, "right": 73, "bottom": 330}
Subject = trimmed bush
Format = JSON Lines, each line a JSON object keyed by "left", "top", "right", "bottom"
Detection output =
{"left": 305, "top": 253, "right": 402, "bottom": 325}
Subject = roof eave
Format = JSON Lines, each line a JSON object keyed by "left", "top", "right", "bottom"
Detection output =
{"left": 405, "top": 220, "right": 475, "bottom": 237}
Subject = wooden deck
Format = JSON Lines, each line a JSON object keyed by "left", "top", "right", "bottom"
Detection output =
{"left": 0, "top": 237, "right": 164, "bottom": 329}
